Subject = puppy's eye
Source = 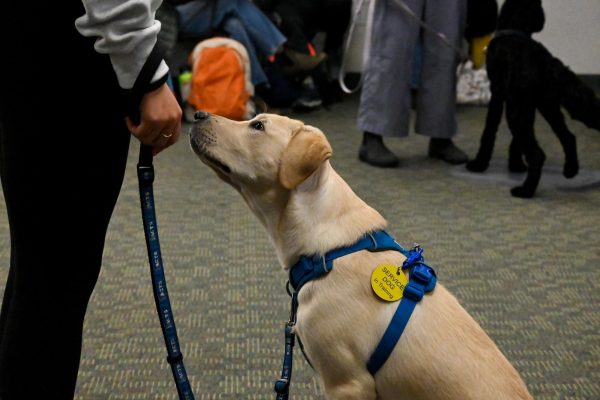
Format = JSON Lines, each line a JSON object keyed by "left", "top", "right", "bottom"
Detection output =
{"left": 250, "top": 121, "right": 265, "bottom": 131}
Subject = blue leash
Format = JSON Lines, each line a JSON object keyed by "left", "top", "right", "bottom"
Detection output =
{"left": 274, "top": 291, "right": 298, "bottom": 400}
{"left": 130, "top": 42, "right": 195, "bottom": 399}
{"left": 138, "top": 144, "right": 195, "bottom": 400}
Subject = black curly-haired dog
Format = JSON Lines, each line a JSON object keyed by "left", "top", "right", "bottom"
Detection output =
{"left": 466, "top": 0, "right": 600, "bottom": 198}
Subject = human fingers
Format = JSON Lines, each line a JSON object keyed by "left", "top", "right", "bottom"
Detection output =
{"left": 152, "top": 130, "right": 174, "bottom": 153}
{"left": 128, "top": 118, "right": 164, "bottom": 146}
{"left": 152, "top": 119, "right": 181, "bottom": 156}
{"left": 139, "top": 84, "right": 182, "bottom": 152}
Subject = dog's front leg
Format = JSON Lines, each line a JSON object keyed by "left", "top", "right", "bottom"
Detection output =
{"left": 466, "top": 92, "right": 504, "bottom": 172}
{"left": 300, "top": 328, "right": 378, "bottom": 399}
{"left": 320, "top": 367, "right": 377, "bottom": 400}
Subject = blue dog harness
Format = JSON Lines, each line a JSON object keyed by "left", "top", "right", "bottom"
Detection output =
{"left": 274, "top": 230, "right": 436, "bottom": 399}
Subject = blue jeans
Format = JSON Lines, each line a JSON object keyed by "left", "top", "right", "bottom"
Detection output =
{"left": 177, "top": 0, "right": 286, "bottom": 86}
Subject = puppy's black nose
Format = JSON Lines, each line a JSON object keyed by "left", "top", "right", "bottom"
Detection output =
{"left": 194, "top": 110, "right": 210, "bottom": 121}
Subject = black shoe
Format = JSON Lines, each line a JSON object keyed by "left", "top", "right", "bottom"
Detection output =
{"left": 358, "top": 132, "right": 400, "bottom": 168}
{"left": 428, "top": 138, "right": 468, "bottom": 165}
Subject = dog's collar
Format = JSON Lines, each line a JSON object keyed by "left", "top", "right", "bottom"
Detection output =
{"left": 289, "top": 230, "right": 412, "bottom": 293}
{"left": 493, "top": 29, "right": 532, "bottom": 41}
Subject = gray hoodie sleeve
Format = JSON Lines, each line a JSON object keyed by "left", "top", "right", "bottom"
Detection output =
{"left": 75, "top": 0, "right": 170, "bottom": 90}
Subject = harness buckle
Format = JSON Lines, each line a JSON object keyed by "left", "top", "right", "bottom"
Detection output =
{"left": 402, "top": 246, "right": 424, "bottom": 270}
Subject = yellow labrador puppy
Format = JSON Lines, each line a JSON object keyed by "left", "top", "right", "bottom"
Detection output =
{"left": 190, "top": 112, "right": 533, "bottom": 400}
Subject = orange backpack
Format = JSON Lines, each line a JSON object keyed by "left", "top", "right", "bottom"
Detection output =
{"left": 188, "top": 37, "right": 255, "bottom": 120}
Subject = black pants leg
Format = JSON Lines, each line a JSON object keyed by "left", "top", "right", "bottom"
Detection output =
{"left": 0, "top": 115, "right": 130, "bottom": 399}
{"left": 0, "top": 2, "right": 131, "bottom": 398}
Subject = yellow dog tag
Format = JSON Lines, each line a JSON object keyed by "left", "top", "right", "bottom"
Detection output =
{"left": 371, "top": 264, "right": 407, "bottom": 302}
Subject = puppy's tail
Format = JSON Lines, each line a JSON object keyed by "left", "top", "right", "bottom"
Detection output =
{"left": 557, "top": 61, "right": 600, "bottom": 131}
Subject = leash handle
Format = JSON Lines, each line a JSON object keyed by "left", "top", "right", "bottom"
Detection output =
{"left": 134, "top": 42, "right": 195, "bottom": 400}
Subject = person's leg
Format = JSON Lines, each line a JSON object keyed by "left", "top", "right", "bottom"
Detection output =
{"left": 0, "top": 117, "right": 130, "bottom": 398}
{"left": 233, "top": 0, "right": 286, "bottom": 58}
{"left": 222, "top": 17, "right": 269, "bottom": 87}
{"left": 417, "top": 0, "right": 465, "bottom": 139}
{"left": 417, "top": 0, "right": 468, "bottom": 163}
{"left": 176, "top": 1, "right": 215, "bottom": 38}
{"left": 0, "top": 3, "right": 130, "bottom": 397}
{"left": 357, "top": 0, "right": 423, "bottom": 167}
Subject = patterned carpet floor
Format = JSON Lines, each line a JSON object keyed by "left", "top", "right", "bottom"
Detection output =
{"left": 1, "top": 95, "right": 599, "bottom": 399}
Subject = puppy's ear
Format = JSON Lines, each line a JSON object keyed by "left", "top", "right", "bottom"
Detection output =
{"left": 279, "top": 127, "right": 333, "bottom": 189}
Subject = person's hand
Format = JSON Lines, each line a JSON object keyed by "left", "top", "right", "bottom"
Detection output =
{"left": 126, "top": 83, "right": 182, "bottom": 156}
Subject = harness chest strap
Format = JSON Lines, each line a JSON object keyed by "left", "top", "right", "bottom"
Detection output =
{"left": 277, "top": 230, "right": 436, "bottom": 397}
{"left": 367, "top": 253, "right": 435, "bottom": 375}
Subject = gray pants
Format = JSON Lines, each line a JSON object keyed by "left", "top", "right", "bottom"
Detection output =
{"left": 358, "top": 0, "right": 466, "bottom": 138}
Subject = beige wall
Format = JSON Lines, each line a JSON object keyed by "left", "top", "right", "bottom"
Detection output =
{"left": 498, "top": 0, "right": 599, "bottom": 74}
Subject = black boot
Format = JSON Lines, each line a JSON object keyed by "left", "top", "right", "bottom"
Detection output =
{"left": 358, "top": 131, "right": 400, "bottom": 168}
{"left": 428, "top": 138, "right": 468, "bottom": 164}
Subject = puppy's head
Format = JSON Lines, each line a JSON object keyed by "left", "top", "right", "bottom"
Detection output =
{"left": 498, "top": 0, "right": 545, "bottom": 34}
{"left": 190, "top": 111, "right": 332, "bottom": 193}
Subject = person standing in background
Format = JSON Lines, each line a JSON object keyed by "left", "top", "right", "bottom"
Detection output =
{"left": 357, "top": 0, "right": 468, "bottom": 167}
{"left": 0, "top": 1, "right": 181, "bottom": 398}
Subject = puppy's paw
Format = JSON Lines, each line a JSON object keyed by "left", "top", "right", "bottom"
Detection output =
{"left": 466, "top": 158, "right": 489, "bottom": 173}
{"left": 510, "top": 185, "right": 536, "bottom": 198}
{"left": 563, "top": 159, "right": 579, "bottom": 179}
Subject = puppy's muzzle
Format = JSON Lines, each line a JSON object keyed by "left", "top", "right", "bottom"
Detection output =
{"left": 189, "top": 110, "right": 212, "bottom": 154}
{"left": 189, "top": 111, "right": 231, "bottom": 174}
